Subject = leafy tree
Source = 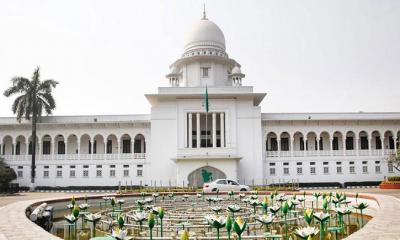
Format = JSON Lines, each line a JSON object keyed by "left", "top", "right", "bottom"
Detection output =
{"left": 0, "top": 157, "right": 17, "bottom": 192}
{"left": 3, "top": 67, "right": 58, "bottom": 190}
{"left": 387, "top": 149, "right": 400, "bottom": 172}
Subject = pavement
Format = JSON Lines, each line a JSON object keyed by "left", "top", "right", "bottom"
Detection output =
{"left": 341, "top": 188, "right": 400, "bottom": 199}
{"left": 343, "top": 193, "right": 400, "bottom": 240}
{"left": 0, "top": 192, "right": 104, "bottom": 207}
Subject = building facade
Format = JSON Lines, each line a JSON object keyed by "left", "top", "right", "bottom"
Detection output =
{"left": 1, "top": 14, "right": 399, "bottom": 188}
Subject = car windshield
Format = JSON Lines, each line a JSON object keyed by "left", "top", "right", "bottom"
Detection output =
{"left": 216, "top": 180, "right": 227, "bottom": 184}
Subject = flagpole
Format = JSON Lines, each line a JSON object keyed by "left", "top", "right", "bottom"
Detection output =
{"left": 206, "top": 86, "right": 208, "bottom": 151}
{"left": 204, "top": 85, "right": 209, "bottom": 151}
{"left": 206, "top": 111, "right": 208, "bottom": 151}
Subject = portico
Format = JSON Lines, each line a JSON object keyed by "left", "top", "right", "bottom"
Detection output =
{"left": 173, "top": 156, "right": 239, "bottom": 187}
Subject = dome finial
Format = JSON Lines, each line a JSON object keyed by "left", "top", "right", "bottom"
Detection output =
{"left": 202, "top": 3, "right": 207, "bottom": 20}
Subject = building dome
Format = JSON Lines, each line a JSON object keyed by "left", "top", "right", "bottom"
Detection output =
{"left": 184, "top": 18, "right": 226, "bottom": 53}
{"left": 170, "top": 66, "right": 179, "bottom": 74}
{"left": 232, "top": 65, "right": 241, "bottom": 74}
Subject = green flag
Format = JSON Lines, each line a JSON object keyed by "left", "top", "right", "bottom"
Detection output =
{"left": 203, "top": 86, "right": 209, "bottom": 112}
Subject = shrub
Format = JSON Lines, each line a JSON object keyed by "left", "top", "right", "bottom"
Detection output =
{"left": 343, "top": 181, "right": 381, "bottom": 188}
{"left": 0, "top": 157, "right": 17, "bottom": 192}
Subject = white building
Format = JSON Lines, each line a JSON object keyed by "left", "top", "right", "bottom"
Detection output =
{"left": 1, "top": 14, "right": 399, "bottom": 188}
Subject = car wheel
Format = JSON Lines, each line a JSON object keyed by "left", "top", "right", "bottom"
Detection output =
{"left": 240, "top": 188, "right": 247, "bottom": 192}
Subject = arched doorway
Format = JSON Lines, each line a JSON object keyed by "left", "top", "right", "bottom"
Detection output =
{"left": 188, "top": 166, "right": 226, "bottom": 187}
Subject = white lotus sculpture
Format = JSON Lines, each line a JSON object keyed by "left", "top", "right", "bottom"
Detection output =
{"left": 294, "top": 226, "right": 319, "bottom": 239}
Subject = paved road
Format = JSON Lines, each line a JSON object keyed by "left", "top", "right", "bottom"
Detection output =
{"left": 0, "top": 192, "right": 105, "bottom": 207}
{"left": 342, "top": 188, "right": 400, "bottom": 199}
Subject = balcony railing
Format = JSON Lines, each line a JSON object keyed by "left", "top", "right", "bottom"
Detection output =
{"left": 384, "top": 149, "right": 396, "bottom": 155}
{"left": 345, "top": 150, "right": 357, "bottom": 156}
{"left": 177, "top": 147, "right": 237, "bottom": 158}
{"left": 266, "top": 149, "right": 396, "bottom": 158}
{"left": 359, "top": 149, "right": 369, "bottom": 156}
{"left": 1, "top": 153, "right": 146, "bottom": 161}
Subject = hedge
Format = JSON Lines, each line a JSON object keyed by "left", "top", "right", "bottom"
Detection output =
{"left": 343, "top": 181, "right": 381, "bottom": 188}
{"left": 387, "top": 176, "right": 400, "bottom": 182}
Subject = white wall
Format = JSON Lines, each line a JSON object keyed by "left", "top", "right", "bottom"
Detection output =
{"left": 180, "top": 60, "right": 231, "bottom": 87}
{"left": 148, "top": 100, "right": 178, "bottom": 186}
{"left": 236, "top": 99, "right": 264, "bottom": 185}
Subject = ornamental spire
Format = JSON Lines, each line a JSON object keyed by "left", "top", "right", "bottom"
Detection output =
{"left": 202, "top": 3, "right": 207, "bottom": 20}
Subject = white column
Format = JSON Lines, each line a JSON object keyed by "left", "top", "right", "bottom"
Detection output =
{"left": 291, "top": 137, "right": 295, "bottom": 156}
{"left": 290, "top": 136, "right": 300, "bottom": 157}
{"left": 395, "top": 137, "right": 398, "bottom": 156}
{"left": 316, "top": 137, "right": 320, "bottom": 155}
{"left": 369, "top": 138, "right": 373, "bottom": 156}
{"left": 13, "top": 141, "right": 17, "bottom": 156}
{"left": 91, "top": 139, "right": 94, "bottom": 160}
{"left": 304, "top": 138, "right": 307, "bottom": 156}
{"left": 52, "top": 139, "right": 56, "bottom": 157}
{"left": 25, "top": 140, "right": 29, "bottom": 161}
{"left": 330, "top": 137, "right": 333, "bottom": 156}
{"left": 355, "top": 138, "right": 359, "bottom": 156}
{"left": 118, "top": 140, "right": 121, "bottom": 160}
{"left": 381, "top": 137, "right": 384, "bottom": 156}
{"left": 220, "top": 113, "right": 225, "bottom": 148}
{"left": 64, "top": 141, "right": 68, "bottom": 160}
{"left": 77, "top": 140, "right": 81, "bottom": 160}
{"left": 342, "top": 137, "right": 346, "bottom": 155}
{"left": 212, "top": 112, "right": 216, "bottom": 148}
{"left": 37, "top": 141, "right": 41, "bottom": 161}
{"left": 196, "top": 113, "right": 201, "bottom": 148}
{"left": 105, "top": 141, "right": 108, "bottom": 154}
{"left": 188, "top": 113, "right": 193, "bottom": 148}
{"left": 131, "top": 140, "right": 134, "bottom": 158}
{"left": 277, "top": 138, "right": 281, "bottom": 157}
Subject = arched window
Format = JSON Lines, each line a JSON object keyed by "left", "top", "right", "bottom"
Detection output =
{"left": 134, "top": 134, "right": 146, "bottom": 153}
{"left": 121, "top": 134, "right": 132, "bottom": 153}
{"left": 266, "top": 132, "right": 278, "bottom": 151}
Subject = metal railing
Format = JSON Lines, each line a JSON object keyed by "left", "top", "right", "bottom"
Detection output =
{"left": 1, "top": 152, "right": 146, "bottom": 161}
{"left": 266, "top": 148, "right": 396, "bottom": 157}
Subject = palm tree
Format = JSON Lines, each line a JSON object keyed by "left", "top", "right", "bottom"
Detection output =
{"left": 3, "top": 67, "right": 58, "bottom": 190}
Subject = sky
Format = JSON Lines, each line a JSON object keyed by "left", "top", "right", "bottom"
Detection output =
{"left": 0, "top": 0, "right": 399, "bottom": 117}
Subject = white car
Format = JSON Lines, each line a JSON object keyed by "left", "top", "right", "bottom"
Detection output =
{"left": 203, "top": 179, "right": 250, "bottom": 193}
